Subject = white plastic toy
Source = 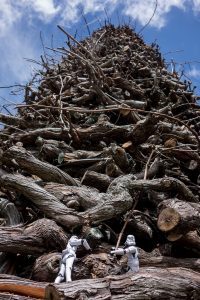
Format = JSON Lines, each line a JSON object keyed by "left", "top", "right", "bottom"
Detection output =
{"left": 55, "top": 235, "right": 91, "bottom": 283}
{"left": 110, "top": 235, "right": 139, "bottom": 272}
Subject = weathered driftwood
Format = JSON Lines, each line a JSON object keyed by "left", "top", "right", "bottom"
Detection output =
{"left": 0, "top": 218, "right": 67, "bottom": 255}
{"left": 45, "top": 267, "right": 200, "bottom": 300}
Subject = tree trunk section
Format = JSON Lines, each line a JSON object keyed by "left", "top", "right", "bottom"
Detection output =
{"left": 157, "top": 198, "right": 200, "bottom": 241}
{"left": 45, "top": 267, "right": 200, "bottom": 300}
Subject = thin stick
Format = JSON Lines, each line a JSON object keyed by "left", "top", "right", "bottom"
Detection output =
{"left": 58, "top": 75, "right": 67, "bottom": 129}
{"left": 81, "top": 11, "right": 91, "bottom": 36}
{"left": 144, "top": 149, "right": 155, "bottom": 180}
{"left": 57, "top": 25, "right": 92, "bottom": 60}
{"left": 138, "top": 0, "right": 158, "bottom": 34}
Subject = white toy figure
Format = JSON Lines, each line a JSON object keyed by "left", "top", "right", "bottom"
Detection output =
{"left": 110, "top": 235, "right": 139, "bottom": 273}
{"left": 55, "top": 235, "right": 91, "bottom": 283}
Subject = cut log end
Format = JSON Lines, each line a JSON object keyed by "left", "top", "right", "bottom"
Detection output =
{"left": 157, "top": 207, "right": 180, "bottom": 232}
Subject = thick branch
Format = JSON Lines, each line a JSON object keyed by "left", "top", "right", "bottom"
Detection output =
{"left": 2, "top": 146, "right": 78, "bottom": 186}
{"left": 46, "top": 267, "right": 200, "bottom": 300}
{"left": 0, "top": 173, "right": 82, "bottom": 228}
{"left": 118, "top": 176, "right": 198, "bottom": 203}
{"left": 0, "top": 218, "right": 67, "bottom": 255}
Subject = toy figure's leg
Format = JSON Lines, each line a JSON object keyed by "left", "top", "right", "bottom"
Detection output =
{"left": 54, "top": 263, "right": 65, "bottom": 283}
{"left": 127, "top": 258, "right": 139, "bottom": 273}
{"left": 65, "top": 256, "right": 75, "bottom": 282}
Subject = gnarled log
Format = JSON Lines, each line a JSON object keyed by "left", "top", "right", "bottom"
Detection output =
{"left": 2, "top": 146, "right": 78, "bottom": 186}
{"left": 0, "top": 172, "right": 82, "bottom": 228}
{"left": 45, "top": 267, "right": 200, "bottom": 300}
{"left": 0, "top": 218, "right": 67, "bottom": 255}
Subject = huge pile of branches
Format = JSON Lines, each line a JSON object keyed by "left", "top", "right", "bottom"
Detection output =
{"left": 0, "top": 25, "right": 200, "bottom": 299}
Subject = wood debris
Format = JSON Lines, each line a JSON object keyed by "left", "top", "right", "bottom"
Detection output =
{"left": 0, "top": 25, "right": 200, "bottom": 299}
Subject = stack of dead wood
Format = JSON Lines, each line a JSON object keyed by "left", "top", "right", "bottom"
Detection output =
{"left": 0, "top": 25, "right": 200, "bottom": 299}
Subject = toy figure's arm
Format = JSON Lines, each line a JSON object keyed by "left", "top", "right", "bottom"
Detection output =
{"left": 70, "top": 238, "right": 91, "bottom": 250}
{"left": 110, "top": 247, "right": 125, "bottom": 255}
{"left": 82, "top": 239, "right": 91, "bottom": 250}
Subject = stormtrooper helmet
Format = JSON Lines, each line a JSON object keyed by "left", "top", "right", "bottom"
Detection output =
{"left": 125, "top": 235, "right": 136, "bottom": 246}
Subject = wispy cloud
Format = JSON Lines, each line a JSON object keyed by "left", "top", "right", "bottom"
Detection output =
{"left": 192, "top": 0, "right": 200, "bottom": 13}
{"left": 0, "top": 0, "right": 200, "bottom": 35}
{"left": 188, "top": 67, "right": 200, "bottom": 78}
{"left": 122, "top": 0, "right": 187, "bottom": 29}
{"left": 0, "top": 1, "right": 21, "bottom": 35}
{"left": 0, "top": 0, "right": 60, "bottom": 37}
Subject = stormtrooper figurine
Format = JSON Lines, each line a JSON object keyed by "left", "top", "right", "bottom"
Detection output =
{"left": 55, "top": 235, "right": 91, "bottom": 283}
{"left": 110, "top": 235, "right": 139, "bottom": 273}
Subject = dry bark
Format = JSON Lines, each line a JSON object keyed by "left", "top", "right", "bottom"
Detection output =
{"left": 2, "top": 146, "right": 78, "bottom": 186}
{"left": 45, "top": 267, "right": 200, "bottom": 300}
{"left": 32, "top": 251, "right": 200, "bottom": 283}
{"left": 0, "top": 218, "right": 67, "bottom": 255}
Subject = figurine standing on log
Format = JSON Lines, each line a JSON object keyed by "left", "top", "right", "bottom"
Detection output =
{"left": 55, "top": 235, "right": 91, "bottom": 283}
{"left": 110, "top": 235, "right": 139, "bottom": 272}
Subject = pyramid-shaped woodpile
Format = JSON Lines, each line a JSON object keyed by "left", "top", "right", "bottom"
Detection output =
{"left": 0, "top": 25, "right": 200, "bottom": 299}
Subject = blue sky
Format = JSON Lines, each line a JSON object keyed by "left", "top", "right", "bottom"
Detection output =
{"left": 0, "top": 0, "right": 200, "bottom": 114}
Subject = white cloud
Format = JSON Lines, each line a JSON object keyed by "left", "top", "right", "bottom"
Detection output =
{"left": 188, "top": 67, "right": 200, "bottom": 78}
{"left": 122, "top": 0, "right": 187, "bottom": 29}
{"left": 0, "top": 28, "right": 40, "bottom": 83}
{"left": 0, "top": 0, "right": 200, "bottom": 34}
{"left": 20, "top": 0, "right": 61, "bottom": 22}
{"left": 192, "top": 0, "right": 200, "bottom": 12}
{"left": 59, "top": 0, "right": 118, "bottom": 25}
{"left": 0, "top": 1, "right": 21, "bottom": 35}
{"left": 1, "top": 0, "right": 200, "bottom": 95}
{"left": 0, "top": 0, "right": 60, "bottom": 36}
